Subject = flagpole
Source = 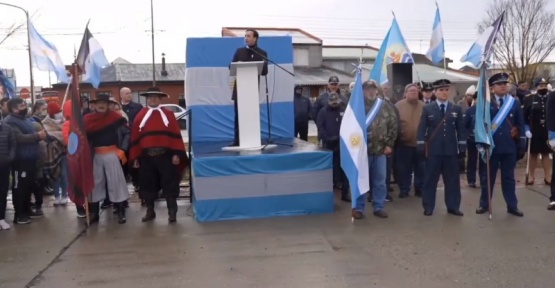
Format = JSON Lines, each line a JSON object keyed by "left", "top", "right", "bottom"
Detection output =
{"left": 481, "top": 61, "right": 493, "bottom": 220}
{"left": 0, "top": 3, "right": 35, "bottom": 103}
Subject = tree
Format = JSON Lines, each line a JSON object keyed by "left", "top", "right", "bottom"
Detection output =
{"left": 478, "top": 0, "right": 555, "bottom": 83}
{"left": 0, "top": 21, "right": 25, "bottom": 46}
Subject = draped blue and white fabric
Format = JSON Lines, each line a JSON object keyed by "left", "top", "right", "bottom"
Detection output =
{"left": 185, "top": 37, "right": 295, "bottom": 142}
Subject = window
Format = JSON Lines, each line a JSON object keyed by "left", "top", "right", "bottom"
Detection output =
{"left": 163, "top": 105, "right": 183, "bottom": 113}
{"left": 132, "top": 91, "right": 148, "bottom": 105}
{"left": 95, "top": 91, "right": 112, "bottom": 98}
{"left": 80, "top": 92, "right": 91, "bottom": 100}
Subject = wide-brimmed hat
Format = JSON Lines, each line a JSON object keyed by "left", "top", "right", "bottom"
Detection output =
{"left": 90, "top": 94, "right": 117, "bottom": 104}
{"left": 139, "top": 87, "right": 169, "bottom": 97}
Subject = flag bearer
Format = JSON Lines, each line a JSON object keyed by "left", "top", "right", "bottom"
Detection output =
{"left": 522, "top": 78, "right": 551, "bottom": 185}
{"left": 417, "top": 79, "right": 466, "bottom": 216}
{"left": 129, "top": 87, "right": 188, "bottom": 223}
{"left": 475, "top": 73, "right": 526, "bottom": 217}
{"left": 351, "top": 80, "right": 397, "bottom": 220}
{"left": 84, "top": 94, "right": 130, "bottom": 224}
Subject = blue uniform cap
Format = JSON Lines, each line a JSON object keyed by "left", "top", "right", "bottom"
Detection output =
{"left": 488, "top": 72, "right": 510, "bottom": 86}
{"left": 433, "top": 79, "right": 451, "bottom": 89}
{"left": 534, "top": 78, "right": 549, "bottom": 87}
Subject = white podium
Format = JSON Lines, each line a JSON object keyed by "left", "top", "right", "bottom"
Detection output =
{"left": 223, "top": 61, "right": 276, "bottom": 151}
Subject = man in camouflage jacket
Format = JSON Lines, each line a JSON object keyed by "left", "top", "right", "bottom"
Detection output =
{"left": 352, "top": 80, "right": 398, "bottom": 220}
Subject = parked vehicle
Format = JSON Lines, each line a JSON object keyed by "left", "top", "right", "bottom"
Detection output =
{"left": 160, "top": 104, "right": 187, "bottom": 129}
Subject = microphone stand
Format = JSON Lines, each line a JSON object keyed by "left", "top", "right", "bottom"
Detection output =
{"left": 247, "top": 46, "right": 295, "bottom": 148}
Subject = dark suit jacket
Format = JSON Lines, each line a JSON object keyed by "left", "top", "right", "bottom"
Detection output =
{"left": 230, "top": 46, "right": 269, "bottom": 101}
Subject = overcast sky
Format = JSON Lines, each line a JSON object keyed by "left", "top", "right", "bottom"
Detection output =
{"left": 1, "top": 0, "right": 555, "bottom": 87}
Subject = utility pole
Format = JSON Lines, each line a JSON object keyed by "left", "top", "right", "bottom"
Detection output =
{"left": 150, "top": 0, "right": 156, "bottom": 87}
{"left": 0, "top": 2, "right": 35, "bottom": 103}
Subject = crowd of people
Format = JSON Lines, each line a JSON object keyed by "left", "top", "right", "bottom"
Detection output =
{"left": 0, "top": 87, "right": 188, "bottom": 231}
{"left": 295, "top": 72, "right": 555, "bottom": 220}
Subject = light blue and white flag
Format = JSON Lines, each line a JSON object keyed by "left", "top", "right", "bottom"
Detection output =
{"left": 28, "top": 21, "right": 69, "bottom": 83}
{"left": 460, "top": 12, "right": 505, "bottom": 68}
{"left": 425, "top": 4, "right": 445, "bottom": 65}
{"left": 340, "top": 66, "right": 370, "bottom": 208}
{"left": 474, "top": 65, "right": 494, "bottom": 160}
{"left": 369, "top": 15, "right": 414, "bottom": 85}
{"left": 76, "top": 26, "right": 109, "bottom": 89}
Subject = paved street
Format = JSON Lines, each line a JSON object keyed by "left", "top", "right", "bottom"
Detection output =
{"left": 1, "top": 167, "right": 554, "bottom": 288}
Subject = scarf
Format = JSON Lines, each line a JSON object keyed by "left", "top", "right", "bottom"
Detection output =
{"left": 84, "top": 111, "right": 126, "bottom": 134}
{"left": 139, "top": 105, "right": 169, "bottom": 131}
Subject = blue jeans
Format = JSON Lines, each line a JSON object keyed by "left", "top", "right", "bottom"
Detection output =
{"left": 52, "top": 156, "right": 68, "bottom": 198}
{"left": 355, "top": 154, "right": 387, "bottom": 213}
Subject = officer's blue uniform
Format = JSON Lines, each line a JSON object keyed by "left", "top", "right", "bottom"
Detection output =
{"left": 463, "top": 105, "right": 483, "bottom": 186}
{"left": 476, "top": 73, "right": 526, "bottom": 216}
{"left": 546, "top": 90, "right": 555, "bottom": 209}
{"left": 417, "top": 79, "right": 466, "bottom": 216}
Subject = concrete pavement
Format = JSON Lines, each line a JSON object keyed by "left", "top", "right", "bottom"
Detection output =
{"left": 1, "top": 170, "right": 555, "bottom": 288}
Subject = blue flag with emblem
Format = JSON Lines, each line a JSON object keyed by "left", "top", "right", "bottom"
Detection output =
{"left": 468, "top": 11, "right": 505, "bottom": 160}
{"left": 0, "top": 69, "right": 15, "bottom": 99}
{"left": 369, "top": 15, "right": 414, "bottom": 85}
{"left": 340, "top": 66, "right": 370, "bottom": 208}
{"left": 474, "top": 66, "right": 494, "bottom": 160}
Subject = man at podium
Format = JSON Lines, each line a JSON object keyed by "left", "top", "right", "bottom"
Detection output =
{"left": 230, "top": 29, "right": 268, "bottom": 146}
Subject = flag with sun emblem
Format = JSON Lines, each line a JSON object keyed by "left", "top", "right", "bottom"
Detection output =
{"left": 66, "top": 88, "right": 94, "bottom": 206}
{"left": 340, "top": 67, "right": 370, "bottom": 208}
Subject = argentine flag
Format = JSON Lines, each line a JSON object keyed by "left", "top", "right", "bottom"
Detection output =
{"left": 28, "top": 21, "right": 70, "bottom": 83}
{"left": 460, "top": 12, "right": 505, "bottom": 68}
{"left": 340, "top": 67, "right": 370, "bottom": 208}
{"left": 425, "top": 4, "right": 445, "bottom": 65}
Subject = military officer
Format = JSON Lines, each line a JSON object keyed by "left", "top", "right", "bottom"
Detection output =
{"left": 417, "top": 79, "right": 466, "bottom": 216}
{"left": 523, "top": 78, "right": 551, "bottom": 185}
{"left": 420, "top": 82, "right": 436, "bottom": 104}
{"left": 476, "top": 72, "right": 526, "bottom": 217}
{"left": 545, "top": 90, "right": 555, "bottom": 210}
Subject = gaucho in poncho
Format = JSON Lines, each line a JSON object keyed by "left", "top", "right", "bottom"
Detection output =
{"left": 84, "top": 94, "right": 130, "bottom": 224}
{"left": 129, "top": 87, "right": 188, "bottom": 223}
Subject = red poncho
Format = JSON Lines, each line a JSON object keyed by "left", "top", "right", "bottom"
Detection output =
{"left": 129, "top": 107, "right": 188, "bottom": 174}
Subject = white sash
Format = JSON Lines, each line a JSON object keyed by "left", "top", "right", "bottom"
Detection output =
{"left": 365, "top": 98, "right": 384, "bottom": 128}
{"left": 491, "top": 96, "right": 515, "bottom": 134}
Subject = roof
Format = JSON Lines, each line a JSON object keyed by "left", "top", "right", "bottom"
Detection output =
{"left": 221, "top": 27, "right": 322, "bottom": 45}
{"left": 54, "top": 62, "right": 185, "bottom": 86}
{"left": 360, "top": 63, "right": 479, "bottom": 83}
{"left": 295, "top": 67, "right": 353, "bottom": 86}
{"left": 322, "top": 45, "right": 379, "bottom": 60}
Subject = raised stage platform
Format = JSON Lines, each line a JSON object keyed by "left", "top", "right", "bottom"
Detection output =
{"left": 190, "top": 138, "right": 334, "bottom": 222}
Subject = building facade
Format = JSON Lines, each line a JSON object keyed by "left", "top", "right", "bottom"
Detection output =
{"left": 52, "top": 56, "right": 185, "bottom": 106}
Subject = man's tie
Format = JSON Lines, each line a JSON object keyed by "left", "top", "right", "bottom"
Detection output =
{"left": 440, "top": 103, "right": 445, "bottom": 117}
{"left": 499, "top": 97, "right": 504, "bottom": 107}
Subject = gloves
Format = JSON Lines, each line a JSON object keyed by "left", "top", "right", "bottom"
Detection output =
{"left": 525, "top": 131, "right": 532, "bottom": 138}
{"left": 549, "top": 139, "right": 555, "bottom": 150}
{"left": 458, "top": 144, "right": 466, "bottom": 154}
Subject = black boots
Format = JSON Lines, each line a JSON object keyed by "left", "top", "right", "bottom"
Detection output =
{"left": 166, "top": 196, "right": 178, "bottom": 223}
{"left": 88, "top": 202, "right": 100, "bottom": 224}
{"left": 142, "top": 201, "right": 156, "bottom": 222}
{"left": 115, "top": 202, "right": 126, "bottom": 224}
